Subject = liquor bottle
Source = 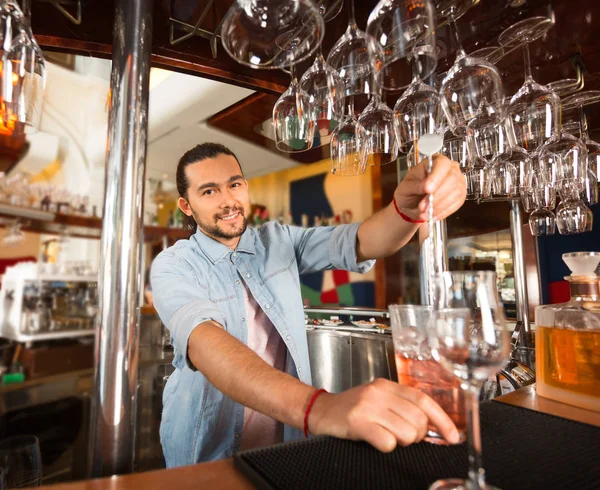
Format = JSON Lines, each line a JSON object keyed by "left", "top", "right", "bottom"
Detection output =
{"left": 535, "top": 252, "right": 600, "bottom": 411}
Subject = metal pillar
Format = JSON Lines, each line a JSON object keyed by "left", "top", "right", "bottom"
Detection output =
{"left": 419, "top": 220, "right": 449, "bottom": 305}
{"left": 509, "top": 200, "right": 531, "bottom": 348}
{"left": 89, "top": 0, "right": 153, "bottom": 477}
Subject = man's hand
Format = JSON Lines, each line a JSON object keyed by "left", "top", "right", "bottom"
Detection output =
{"left": 308, "top": 378, "right": 460, "bottom": 452}
{"left": 394, "top": 154, "right": 467, "bottom": 222}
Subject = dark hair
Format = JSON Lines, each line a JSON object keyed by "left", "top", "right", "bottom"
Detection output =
{"left": 175, "top": 143, "right": 242, "bottom": 233}
{"left": 176, "top": 142, "right": 242, "bottom": 199}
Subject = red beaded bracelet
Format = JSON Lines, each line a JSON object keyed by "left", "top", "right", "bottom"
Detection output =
{"left": 303, "top": 388, "right": 328, "bottom": 438}
{"left": 392, "top": 196, "right": 425, "bottom": 224}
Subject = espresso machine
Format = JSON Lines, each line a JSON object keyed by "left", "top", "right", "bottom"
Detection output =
{"left": 0, "top": 262, "right": 98, "bottom": 342}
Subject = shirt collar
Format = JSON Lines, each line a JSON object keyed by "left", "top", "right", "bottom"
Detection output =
{"left": 193, "top": 226, "right": 256, "bottom": 264}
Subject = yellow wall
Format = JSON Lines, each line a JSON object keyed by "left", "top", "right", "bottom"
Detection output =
{"left": 247, "top": 159, "right": 374, "bottom": 223}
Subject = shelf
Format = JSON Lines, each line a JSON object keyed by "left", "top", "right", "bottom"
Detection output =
{"left": 1, "top": 329, "right": 95, "bottom": 343}
{"left": 0, "top": 204, "right": 191, "bottom": 242}
{"left": 304, "top": 307, "right": 390, "bottom": 318}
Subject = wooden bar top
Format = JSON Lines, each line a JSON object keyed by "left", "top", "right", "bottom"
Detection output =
{"left": 494, "top": 384, "right": 600, "bottom": 428}
{"left": 37, "top": 385, "right": 600, "bottom": 490}
{"left": 44, "top": 460, "right": 253, "bottom": 490}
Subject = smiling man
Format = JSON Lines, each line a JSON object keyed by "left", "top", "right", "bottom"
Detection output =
{"left": 151, "top": 142, "right": 467, "bottom": 467}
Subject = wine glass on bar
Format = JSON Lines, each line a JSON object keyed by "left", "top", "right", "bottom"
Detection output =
{"left": 428, "top": 271, "right": 510, "bottom": 490}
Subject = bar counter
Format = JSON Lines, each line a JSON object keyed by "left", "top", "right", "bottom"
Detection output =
{"left": 36, "top": 385, "right": 600, "bottom": 490}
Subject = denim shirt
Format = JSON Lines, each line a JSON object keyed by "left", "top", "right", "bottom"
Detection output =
{"left": 151, "top": 221, "right": 375, "bottom": 467}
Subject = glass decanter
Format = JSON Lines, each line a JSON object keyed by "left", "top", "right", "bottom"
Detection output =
{"left": 535, "top": 252, "right": 600, "bottom": 412}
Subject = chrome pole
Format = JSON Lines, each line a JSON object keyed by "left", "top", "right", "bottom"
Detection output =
{"left": 89, "top": 0, "right": 153, "bottom": 477}
{"left": 419, "top": 220, "right": 449, "bottom": 305}
{"left": 510, "top": 200, "right": 531, "bottom": 348}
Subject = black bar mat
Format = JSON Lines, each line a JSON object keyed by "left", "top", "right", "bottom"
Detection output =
{"left": 234, "top": 400, "right": 600, "bottom": 490}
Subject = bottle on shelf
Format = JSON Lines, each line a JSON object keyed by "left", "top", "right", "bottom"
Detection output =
{"left": 535, "top": 252, "right": 600, "bottom": 412}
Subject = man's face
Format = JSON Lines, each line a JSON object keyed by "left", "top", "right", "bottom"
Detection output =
{"left": 178, "top": 154, "right": 250, "bottom": 247}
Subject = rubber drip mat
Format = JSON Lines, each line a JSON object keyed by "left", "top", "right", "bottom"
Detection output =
{"left": 234, "top": 401, "right": 600, "bottom": 490}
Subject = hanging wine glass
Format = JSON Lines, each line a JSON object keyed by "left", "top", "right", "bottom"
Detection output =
{"left": 356, "top": 81, "right": 398, "bottom": 167}
{"left": 546, "top": 79, "right": 578, "bottom": 98}
{"left": 538, "top": 129, "right": 587, "bottom": 198}
{"left": 465, "top": 158, "right": 486, "bottom": 201}
{"left": 529, "top": 175, "right": 557, "bottom": 236}
{"left": 393, "top": 49, "right": 444, "bottom": 154}
{"left": 327, "top": 0, "right": 378, "bottom": 109}
{"left": 442, "top": 131, "right": 470, "bottom": 171}
{"left": 313, "top": 0, "right": 344, "bottom": 22}
{"left": 439, "top": 0, "right": 504, "bottom": 136}
{"left": 1, "top": 1, "right": 46, "bottom": 132}
{"left": 365, "top": 0, "right": 437, "bottom": 92}
{"left": 469, "top": 45, "right": 504, "bottom": 65}
{"left": 563, "top": 90, "right": 600, "bottom": 188}
{"left": 221, "top": 0, "right": 324, "bottom": 69}
{"left": 273, "top": 60, "right": 315, "bottom": 152}
{"left": 465, "top": 102, "right": 517, "bottom": 200}
{"left": 555, "top": 185, "right": 593, "bottom": 235}
{"left": 300, "top": 47, "right": 345, "bottom": 140}
{"left": 331, "top": 99, "right": 364, "bottom": 176}
{"left": 499, "top": 17, "right": 559, "bottom": 153}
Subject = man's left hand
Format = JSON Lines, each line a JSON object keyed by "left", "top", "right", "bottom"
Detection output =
{"left": 393, "top": 155, "right": 467, "bottom": 222}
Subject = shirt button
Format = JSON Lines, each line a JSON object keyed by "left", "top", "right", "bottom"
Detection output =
{"left": 245, "top": 273, "right": 251, "bottom": 278}
{"left": 235, "top": 433, "right": 240, "bottom": 439}
{"left": 235, "top": 280, "right": 240, "bottom": 285}
{"left": 265, "top": 303, "right": 270, "bottom": 309}
{"left": 241, "top": 317, "right": 246, "bottom": 322}
{"left": 232, "top": 252, "right": 237, "bottom": 257}
{"left": 298, "top": 367, "right": 302, "bottom": 373}
{"left": 286, "top": 335, "right": 291, "bottom": 341}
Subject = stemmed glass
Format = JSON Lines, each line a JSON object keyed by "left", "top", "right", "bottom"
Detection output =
{"left": 299, "top": 46, "right": 345, "bottom": 140}
{"left": 327, "top": 0, "right": 374, "bottom": 171}
{"left": 327, "top": 0, "right": 375, "bottom": 105}
{"left": 465, "top": 102, "right": 517, "bottom": 200}
{"left": 393, "top": 49, "right": 444, "bottom": 155}
{"left": 499, "top": 17, "right": 560, "bottom": 153}
{"left": 562, "top": 90, "right": 600, "bottom": 203}
{"left": 366, "top": 0, "right": 437, "bottom": 92}
{"left": 428, "top": 271, "right": 510, "bottom": 490}
{"left": 1, "top": 0, "right": 46, "bottom": 132}
{"left": 272, "top": 59, "right": 315, "bottom": 152}
{"left": 555, "top": 184, "right": 593, "bottom": 235}
{"left": 313, "top": 0, "right": 344, "bottom": 22}
{"left": 220, "top": 0, "right": 324, "bottom": 69}
{"left": 439, "top": 0, "right": 505, "bottom": 136}
{"left": 330, "top": 99, "right": 364, "bottom": 176}
{"left": 528, "top": 174, "right": 557, "bottom": 236}
{"left": 356, "top": 84, "right": 398, "bottom": 167}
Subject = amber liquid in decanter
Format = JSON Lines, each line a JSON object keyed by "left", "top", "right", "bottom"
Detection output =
{"left": 535, "top": 252, "right": 600, "bottom": 412}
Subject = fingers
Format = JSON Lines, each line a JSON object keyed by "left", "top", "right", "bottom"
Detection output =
{"left": 386, "top": 383, "right": 460, "bottom": 445}
{"left": 422, "top": 155, "right": 457, "bottom": 194}
{"left": 415, "top": 166, "right": 467, "bottom": 220}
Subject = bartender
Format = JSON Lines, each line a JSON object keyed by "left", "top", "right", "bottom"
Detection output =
{"left": 151, "top": 142, "right": 467, "bottom": 467}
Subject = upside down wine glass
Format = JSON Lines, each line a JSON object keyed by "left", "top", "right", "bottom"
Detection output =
{"left": 499, "top": 17, "right": 560, "bottom": 153}
{"left": 439, "top": 0, "right": 505, "bottom": 136}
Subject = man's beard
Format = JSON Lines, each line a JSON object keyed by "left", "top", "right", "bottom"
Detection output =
{"left": 191, "top": 205, "right": 248, "bottom": 240}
